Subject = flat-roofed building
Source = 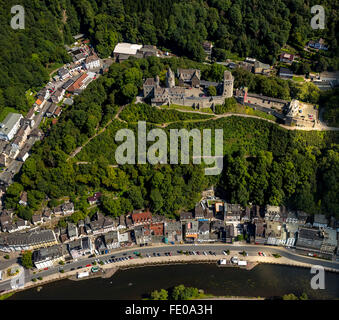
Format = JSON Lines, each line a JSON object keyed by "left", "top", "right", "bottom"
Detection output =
{"left": 0, "top": 113, "right": 23, "bottom": 141}
{"left": 113, "top": 43, "right": 143, "bottom": 60}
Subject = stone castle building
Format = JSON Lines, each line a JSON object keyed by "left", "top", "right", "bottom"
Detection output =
{"left": 143, "top": 68, "right": 234, "bottom": 110}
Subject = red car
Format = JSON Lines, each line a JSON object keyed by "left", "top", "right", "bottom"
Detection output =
{"left": 86, "top": 264, "right": 91, "bottom": 267}
{"left": 258, "top": 252, "right": 262, "bottom": 256}
{"left": 44, "top": 267, "right": 49, "bottom": 270}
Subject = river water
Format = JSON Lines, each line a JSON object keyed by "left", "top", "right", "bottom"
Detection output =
{"left": 9, "top": 263, "right": 339, "bottom": 300}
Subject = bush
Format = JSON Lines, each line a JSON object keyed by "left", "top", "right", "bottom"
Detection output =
{"left": 21, "top": 251, "right": 33, "bottom": 269}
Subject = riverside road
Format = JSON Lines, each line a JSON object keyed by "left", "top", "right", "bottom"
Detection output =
{"left": 1, "top": 243, "right": 339, "bottom": 293}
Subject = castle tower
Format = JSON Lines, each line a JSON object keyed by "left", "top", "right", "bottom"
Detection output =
{"left": 166, "top": 68, "right": 175, "bottom": 88}
{"left": 222, "top": 71, "right": 234, "bottom": 98}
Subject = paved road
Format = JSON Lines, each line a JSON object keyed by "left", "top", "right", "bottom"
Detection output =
{"left": 1, "top": 242, "right": 338, "bottom": 293}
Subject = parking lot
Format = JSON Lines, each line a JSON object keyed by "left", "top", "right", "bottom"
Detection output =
{"left": 296, "top": 102, "right": 318, "bottom": 122}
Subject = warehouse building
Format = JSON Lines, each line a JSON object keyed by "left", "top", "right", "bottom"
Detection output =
{"left": 0, "top": 113, "right": 23, "bottom": 141}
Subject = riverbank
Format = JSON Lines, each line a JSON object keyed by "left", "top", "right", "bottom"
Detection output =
{"left": 8, "top": 262, "right": 339, "bottom": 300}
{"left": 2, "top": 249, "right": 339, "bottom": 300}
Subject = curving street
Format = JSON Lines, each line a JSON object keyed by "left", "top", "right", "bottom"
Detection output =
{"left": 1, "top": 242, "right": 338, "bottom": 294}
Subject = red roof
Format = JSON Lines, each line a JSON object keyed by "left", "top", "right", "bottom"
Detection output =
{"left": 280, "top": 53, "right": 294, "bottom": 61}
{"left": 150, "top": 223, "right": 164, "bottom": 236}
{"left": 87, "top": 192, "right": 102, "bottom": 203}
{"left": 68, "top": 73, "right": 88, "bottom": 91}
{"left": 35, "top": 99, "right": 43, "bottom": 105}
{"left": 131, "top": 210, "right": 152, "bottom": 224}
{"left": 54, "top": 106, "right": 62, "bottom": 116}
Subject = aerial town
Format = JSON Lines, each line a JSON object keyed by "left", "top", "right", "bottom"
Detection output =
{"left": 0, "top": 0, "right": 339, "bottom": 302}
{"left": 0, "top": 37, "right": 338, "bottom": 285}
{"left": 0, "top": 186, "right": 338, "bottom": 276}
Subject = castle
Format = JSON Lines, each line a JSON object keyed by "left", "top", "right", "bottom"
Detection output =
{"left": 143, "top": 68, "right": 234, "bottom": 109}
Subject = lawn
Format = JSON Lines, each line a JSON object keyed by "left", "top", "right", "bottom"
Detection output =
{"left": 223, "top": 103, "right": 277, "bottom": 121}
{"left": 167, "top": 104, "right": 214, "bottom": 114}
{"left": 166, "top": 103, "right": 277, "bottom": 121}
{"left": 25, "top": 89, "right": 37, "bottom": 106}
{"left": 292, "top": 76, "right": 305, "bottom": 82}
{"left": 46, "top": 62, "right": 64, "bottom": 75}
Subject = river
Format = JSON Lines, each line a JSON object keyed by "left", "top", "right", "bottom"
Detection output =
{"left": 9, "top": 263, "right": 339, "bottom": 300}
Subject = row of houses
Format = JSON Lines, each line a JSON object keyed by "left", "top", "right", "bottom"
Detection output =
{"left": 3, "top": 197, "right": 338, "bottom": 269}
{"left": 0, "top": 200, "right": 74, "bottom": 234}
{"left": 57, "top": 47, "right": 101, "bottom": 82}
{"left": 0, "top": 111, "right": 44, "bottom": 171}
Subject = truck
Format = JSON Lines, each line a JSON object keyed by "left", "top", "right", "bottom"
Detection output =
{"left": 238, "top": 260, "right": 247, "bottom": 266}
{"left": 218, "top": 259, "right": 227, "bottom": 265}
{"left": 77, "top": 271, "right": 89, "bottom": 279}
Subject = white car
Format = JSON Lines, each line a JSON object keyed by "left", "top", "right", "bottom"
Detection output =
{"left": 262, "top": 252, "right": 266, "bottom": 257}
{"left": 223, "top": 251, "right": 228, "bottom": 256}
{"left": 203, "top": 252, "right": 208, "bottom": 256}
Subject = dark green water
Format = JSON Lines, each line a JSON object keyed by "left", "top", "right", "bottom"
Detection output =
{"left": 10, "top": 263, "right": 339, "bottom": 300}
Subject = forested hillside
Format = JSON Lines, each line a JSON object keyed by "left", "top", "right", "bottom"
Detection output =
{"left": 1, "top": 1, "right": 338, "bottom": 222}
{"left": 0, "top": 0, "right": 74, "bottom": 115}
{"left": 4, "top": 56, "right": 338, "bottom": 222}
{"left": 1, "top": 0, "right": 338, "bottom": 117}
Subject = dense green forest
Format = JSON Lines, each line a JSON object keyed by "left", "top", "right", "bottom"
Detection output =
{"left": 1, "top": 0, "right": 338, "bottom": 117}
{"left": 3, "top": 56, "right": 338, "bottom": 222}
